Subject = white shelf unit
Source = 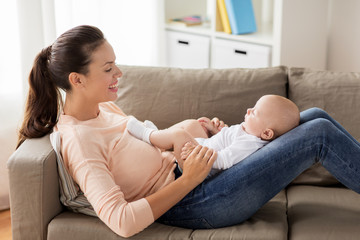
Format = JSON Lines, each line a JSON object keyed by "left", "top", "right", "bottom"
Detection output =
{"left": 163, "top": 0, "right": 329, "bottom": 69}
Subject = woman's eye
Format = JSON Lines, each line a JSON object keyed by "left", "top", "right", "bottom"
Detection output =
{"left": 105, "top": 68, "right": 112, "bottom": 72}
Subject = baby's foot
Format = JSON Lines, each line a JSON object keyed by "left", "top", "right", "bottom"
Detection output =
{"left": 127, "top": 117, "right": 154, "bottom": 144}
{"left": 144, "top": 120, "right": 158, "bottom": 130}
{"left": 180, "top": 141, "right": 198, "bottom": 160}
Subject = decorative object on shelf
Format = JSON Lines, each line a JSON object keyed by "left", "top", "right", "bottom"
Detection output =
{"left": 225, "top": 0, "right": 257, "bottom": 35}
{"left": 217, "top": 0, "right": 231, "bottom": 34}
{"left": 168, "top": 15, "right": 203, "bottom": 27}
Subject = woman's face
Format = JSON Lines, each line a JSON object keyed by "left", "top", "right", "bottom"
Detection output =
{"left": 81, "top": 40, "right": 122, "bottom": 103}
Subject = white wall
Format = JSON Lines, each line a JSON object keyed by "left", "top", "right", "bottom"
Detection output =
{"left": 0, "top": 0, "right": 22, "bottom": 211}
{"left": 327, "top": 0, "right": 360, "bottom": 72}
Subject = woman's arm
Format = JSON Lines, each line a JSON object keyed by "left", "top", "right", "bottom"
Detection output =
{"left": 69, "top": 140, "right": 216, "bottom": 237}
{"left": 146, "top": 145, "right": 217, "bottom": 219}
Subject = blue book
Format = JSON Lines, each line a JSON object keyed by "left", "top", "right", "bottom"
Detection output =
{"left": 225, "top": 0, "right": 257, "bottom": 35}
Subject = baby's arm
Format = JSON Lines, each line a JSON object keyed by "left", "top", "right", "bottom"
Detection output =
{"left": 213, "top": 139, "right": 265, "bottom": 170}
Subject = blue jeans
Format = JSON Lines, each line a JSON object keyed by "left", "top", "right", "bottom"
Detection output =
{"left": 157, "top": 108, "right": 360, "bottom": 229}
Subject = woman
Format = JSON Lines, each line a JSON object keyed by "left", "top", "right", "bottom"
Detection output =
{"left": 18, "top": 25, "right": 360, "bottom": 238}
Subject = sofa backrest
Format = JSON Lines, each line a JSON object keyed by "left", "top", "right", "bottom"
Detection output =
{"left": 288, "top": 67, "right": 360, "bottom": 185}
{"left": 115, "top": 66, "right": 288, "bottom": 129}
{"left": 288, "top": 67, "right": 360, "bottom": 141}
{"left": 116, "top": 65, "right": 360, "bottom": 187}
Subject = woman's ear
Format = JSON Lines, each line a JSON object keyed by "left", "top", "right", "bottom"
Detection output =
{"left": 68, "top": 72, "right": 84, "bottom": 88}
{"left": 261, "top": 128, "right": 274, "bottom": 140}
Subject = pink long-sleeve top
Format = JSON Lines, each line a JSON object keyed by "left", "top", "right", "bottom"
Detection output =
{"left": 55, "top": 101, "right": 177, "bottom": 237}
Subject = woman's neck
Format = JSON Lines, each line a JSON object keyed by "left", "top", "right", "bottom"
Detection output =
{"left": 63, "top": 94, "right": 100, "bottom": 121}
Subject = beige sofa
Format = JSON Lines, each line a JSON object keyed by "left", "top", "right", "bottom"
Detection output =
{"left": 8, "top": 66, "right": 360, "bottom": 240}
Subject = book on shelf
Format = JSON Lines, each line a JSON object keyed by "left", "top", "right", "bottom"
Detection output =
{"left": 168, "top": 15, "right": 203, "bottom": 27}
{"left": 217, "top": 0, "right": 232, "bottom": 34}
{"left": 224, "top": 0, "right": 257, "bottom": 35}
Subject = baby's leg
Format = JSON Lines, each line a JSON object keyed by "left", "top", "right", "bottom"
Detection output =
{"left": 127, "top": 117, "right": 197, "bottom": 168}
{"left": 180, "top": 141, "right": 199, "bottom": 161}
{"left": 169, "top": 119, "right": 208, "bottom": 138}
{"left": 150, "top": 129, "right": 197, "bottom": 169}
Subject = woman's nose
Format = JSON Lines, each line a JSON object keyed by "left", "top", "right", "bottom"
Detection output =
{"left": 115, "top": 66, "right": 122, "bottom": 78}
{"left": 247, "top": 108, "right": 251, "bottom": 115}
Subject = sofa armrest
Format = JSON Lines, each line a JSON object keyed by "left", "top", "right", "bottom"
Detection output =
{"left": 7, "top": 134, "right": 63, "bottom": 240}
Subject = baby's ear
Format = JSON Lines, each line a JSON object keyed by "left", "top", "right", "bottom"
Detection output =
{"left": 261, "top": 129, "right": 274, "bottom": 140}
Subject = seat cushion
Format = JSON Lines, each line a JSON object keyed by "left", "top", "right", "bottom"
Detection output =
{"left": 48, "top": 212, "right": 192, "bottom": 240}
{"left": 287, "top": 185, "right": 360, "bottom": 240}
{"left": 48, "top": 191, "right": 288, "bottom": 240}
{"left": 190, "top": 190, "right": 288, "bottom": 240}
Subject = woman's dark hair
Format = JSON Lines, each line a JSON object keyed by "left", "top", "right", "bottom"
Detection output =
{"left": 17, "top": 25, "right": 105, "bottom": 148}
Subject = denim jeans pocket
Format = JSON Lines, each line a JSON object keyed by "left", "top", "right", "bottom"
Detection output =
{"left": 158, "top": 217, "right": 214, "bottom": 229}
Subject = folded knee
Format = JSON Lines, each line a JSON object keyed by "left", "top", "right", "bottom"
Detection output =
{"left": 308, "top": 107, "right": 329, "bottom": 119}
{"left": 182, "top": 119, "right": 208, "bottom": 138}
{"left": 305, "top": 118, "right": 333, "bottom": 134}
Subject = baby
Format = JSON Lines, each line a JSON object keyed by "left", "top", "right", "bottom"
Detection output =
{"left": 127, "top": 95, "right": 300, "bottom": 175}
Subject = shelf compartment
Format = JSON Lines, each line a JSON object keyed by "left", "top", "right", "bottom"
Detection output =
{"left": 166, "top": 31, "right": 210, "bottom": 68}
{"left": 211, "top": 38, "right": 271, "bottom": 69}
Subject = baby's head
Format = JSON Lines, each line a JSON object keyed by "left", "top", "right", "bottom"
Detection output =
{"left": 242, "top": 95, "right": 300, "bottom": 140}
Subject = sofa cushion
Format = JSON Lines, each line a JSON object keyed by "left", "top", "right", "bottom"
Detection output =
{"left": 50, "top": 132, "right": 96, "bottom": 217}
{"left": 290, "top": 162, "right": 339, "bottom": 186}
{"left": 288, "top": 68, "right": 360, "bottom": 186}
{"left": 189, "top": 190, "right": 288, "bottom": 240}
{"left": 288, "top": 67, "right": 360, "bottom": 140}
{"left": 48, "top": 190, "right": 288, "bottom": 240}
{"left": 115, "top": 66, "right": 288, "bottom": 129}
{"left": 48, "top": 212, "right": 193, "bottom": 240}
{"left": 287, "top": 185, "right": 360, "bottom": 240}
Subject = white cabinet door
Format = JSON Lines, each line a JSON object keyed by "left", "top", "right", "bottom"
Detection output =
{"left": 211, "top": 38, "right": 271, "bottom": 69}
{"left": 166, "top": 31, "right": 210, "bottom": 68}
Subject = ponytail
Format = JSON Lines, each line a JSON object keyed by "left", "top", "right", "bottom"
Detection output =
{"left": 17, "top": 25, "right": 105, "bottom": 148}
{"left": 17, "top": 46, "right": 61, "bottom": 148}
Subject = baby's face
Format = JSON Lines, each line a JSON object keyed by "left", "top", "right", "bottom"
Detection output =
{"left": 242, "top": 96, "right": 280, "bottom": 138}
{"left": 243, "top": 97, "right": 272, "bottom": 137}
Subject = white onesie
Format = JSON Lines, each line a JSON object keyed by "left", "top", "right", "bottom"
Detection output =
{"left": 195, "top": 123, "right": 268, "bottom": 175}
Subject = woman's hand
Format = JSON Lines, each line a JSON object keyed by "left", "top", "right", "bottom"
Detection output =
{"left": 181, "top": 145, "right": 217, "bottom": 185}
{"left": 146, "top": 144, "right": 217, "bottom": 220}
{"left": 197, "top": 117, "right": 228, "bottom": 137}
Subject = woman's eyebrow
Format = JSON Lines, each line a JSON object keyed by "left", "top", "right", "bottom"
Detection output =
{"left": 102, "top": 61, "right": 114, "bottom": 66}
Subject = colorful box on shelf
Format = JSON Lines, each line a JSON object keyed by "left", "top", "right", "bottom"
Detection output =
{"left": 168, "top": 15, "right": 203, "bottom": 27}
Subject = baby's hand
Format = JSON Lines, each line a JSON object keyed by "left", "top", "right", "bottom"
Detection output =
{"left": 210, "top": 117, "right": 227, "bottom": 133}
{"left": 198, "top": 117, "right": 227, "bottom": 137}
{"left": 180, "top": 141, "right": 199, "bottom": 161}
{"left": 197, "top": 117, "right": 213, "bottom": 137}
